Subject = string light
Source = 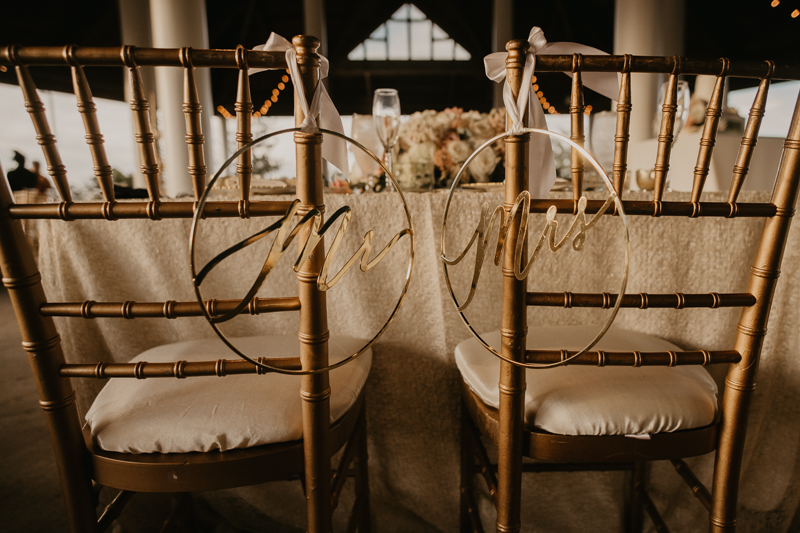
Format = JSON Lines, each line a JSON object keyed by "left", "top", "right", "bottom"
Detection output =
{"left": 532, "top": 75, "right": 559, "bottom": 114}
{"left": 771, "top": 0, "right": 799, "bottom": 18}
{"left": 217, "top": 105, "right": 233, "bottom": 119}
{"left": 217, "top": 69, "right": 292, "bottom": 119}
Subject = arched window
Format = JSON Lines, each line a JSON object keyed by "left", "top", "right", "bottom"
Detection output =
{"left": 348, "top": 4, "right": 471, "bottom": 61}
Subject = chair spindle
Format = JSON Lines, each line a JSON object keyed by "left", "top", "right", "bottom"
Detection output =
{"left": 292, "top": 35, "right": 333, "bottom": 533}
{"left": 9, "top": 60, "right": 72, "bottom": 202}
{"left": 66, "top": 46, "right": 115, "bottom": 204}
{"left": 123, "top": 46, "right": 161, "bottom": 202}
{"left": 612, "top": 56, "right": 632, "bottom": 195}
{"left": 569, "top": 54, "right": 585, "bottom": 203}
{"left": 690, "top": 61, "right": 729, "bottom": 208}
{"left": 728, "top": 65, "right": 773, "bottom": 205}
{"left": 235, "top": 45, "right": 252, "bottom": 206}
{"left": 653, "top": 57, "right": 683, "bottom": 203}
{"left": 180, "top": 47, "right": 207, "bottom": 201}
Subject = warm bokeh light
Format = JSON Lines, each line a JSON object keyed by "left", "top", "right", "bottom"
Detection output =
{"left": 271, "top": 95, "right": 278, "bottom": 103}
{"left": 278, "top": 82, "right": 285, "bottom": 90}
{"left": 282, "top": 75, "right": 289, "bottom": 83}
{"left": 272, "top": 89, "right": 280, "bottom": 96}
{"left": 792, "top": 8, "right": 799, "bottom": 17}
{"left": 771, "top": 0, "right": 780, "bottom": 6}
{"left": 532, "top": 84, "right": 539, "bottom": 91}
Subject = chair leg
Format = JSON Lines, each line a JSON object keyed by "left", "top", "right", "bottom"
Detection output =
{"left": 495, "top": 361, "right": 525, "bottom": 533}
{"left": 354, "top": 400, "right": 371, "bottom": 533}
{"left": 460, "top": 403, "right": 476, "bottom": 532}
{"left": 625, "top": 462, "right": 645, "bottom": 533}
{"left": 159, "top": 493, "right": 195, "bottom": 533}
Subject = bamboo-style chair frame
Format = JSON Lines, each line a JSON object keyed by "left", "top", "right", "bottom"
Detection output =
{"left": 456, "top": 41, "right": 800, "bottom": 532}
{"left": 0, "top": 37, "right": 371, "bottom": 533}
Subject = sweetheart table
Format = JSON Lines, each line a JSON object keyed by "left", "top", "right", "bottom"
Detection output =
{"left": 37, "top": 189, "right": 800, "bottom": 532}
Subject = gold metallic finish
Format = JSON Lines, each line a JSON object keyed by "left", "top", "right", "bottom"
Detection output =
{"left": 66, "top": 46, "right": 115, "bottom": 203}
{"left": 612, "top": 55, "right": 632, "bottom": 194}
{"left": 190, "top": 128, "right": 414, "bottom": 375}
{"left": 442, "top": 128, "right": 630, "bottom": 369}
{"left": 12, "top": 62, "right": 72, "bottom": 201}
{"left": 235, "top": 46, "right": 252, "bottom": 201}
{"left": 123, "top": 46, "right": 161, "bottom": 201}
{"left": 180, "top": 47, "right": 207, "bottom": 200}
{"left": 729, "top": 68, "right": 773, "bottom": 204}
{"left": 525, "top": 291, "right": 753, "bottom": 309}
{"left": 452, "top": 45, "right": 800, "bottom": 533}
{"left": 524, "top": 349, "right": 740, "bottom": 366}
{"left": 672, "top": 459, "right": 713, "bottom": 511}
{"left": 59, "top": 358, "right": 303, "bottom": 378}
{"left": 653, "top": 58, "right": 683, "bottom": 202}
{"left": 0, "top": 40, "right": 384, "bottom": 532}
{"left": 0, "top": 161, "right": 95, "bottom": 531}
{"left": 569, "top": 54, "right": 586, "bottom": 201}
{"left": 691, "top": 60, "right": 729, "bottom": 205}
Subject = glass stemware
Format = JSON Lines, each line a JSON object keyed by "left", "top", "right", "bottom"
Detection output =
{"left": 652, "top": 80, "right": 691, "bottom": 140}
{"left": 373, "top": 88, "right": 401, "bottom": 191}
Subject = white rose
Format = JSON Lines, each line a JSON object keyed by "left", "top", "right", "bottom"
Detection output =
{"left": 446, "top": 140, "right": 473, "bottom": 164}
{"left": 406, "top": 141, "right": 435, "bottom": 162}
{"left": 470, "top": 117, "right": 495, "bottom": 140}
{"left": 468, "top": 145, "right": 499, "bottom": 183}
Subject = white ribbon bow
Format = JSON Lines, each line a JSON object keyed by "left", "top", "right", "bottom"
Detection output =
{"left": 252, "top": 33, "right": 349, "bottom": 179}
{"left": 484, "top": 27, "right": 619, "bottom": 198}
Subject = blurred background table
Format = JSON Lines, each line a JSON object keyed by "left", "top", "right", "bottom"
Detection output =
{"left": 36, "top": 189, "right": 800, "bottom": 532}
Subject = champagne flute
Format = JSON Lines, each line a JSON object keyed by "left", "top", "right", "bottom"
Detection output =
{"left": 373, "top": 88, "right": 400, "bottom": 192}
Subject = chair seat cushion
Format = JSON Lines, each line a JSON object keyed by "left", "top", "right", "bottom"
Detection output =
{"left": 455, "top": 326, "right": 718, "bottom": 436}
{"left": 85, "top": 335, "right": 371, "bottom": 453}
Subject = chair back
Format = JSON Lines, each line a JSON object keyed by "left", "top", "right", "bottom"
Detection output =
{"left": 443, "top": 38, "right": 800, "bottom": 531}
{"left": 0, "top": 37, "right": 412, "bottom": 533}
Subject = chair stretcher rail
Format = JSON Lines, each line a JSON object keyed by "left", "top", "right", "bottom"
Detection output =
{"left": 9, "top": 200, "right": 294, "bottom": 220}
{"left": 524, "top": 350, "right": 741, "bottom": 366}
{"left": 528, "top": 200, "right": 776, "bottom": 217}
{"left": 526, "top": 292, "right": 756, "bottom": 309}
{"left": 59, "top": 357, "right": 302, "bottom": 378}
{"left": 41, "top": 297, "right": 301, "bottom": 319}
{"left": 0, "top": 46, "right": 287, "bottom": 70}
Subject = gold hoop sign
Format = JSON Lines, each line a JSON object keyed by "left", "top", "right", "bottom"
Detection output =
{"left": 190, "top": 128, "right": 415, "bottom": 375}
{"left": 441, "top": 128, "right": 631, "bottom": 369}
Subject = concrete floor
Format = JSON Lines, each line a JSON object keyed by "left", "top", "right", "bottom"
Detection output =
{"left": 0, "top": 287, "right": 69, "bottom": 532}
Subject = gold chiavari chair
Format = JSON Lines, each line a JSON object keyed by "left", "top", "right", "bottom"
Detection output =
{"left": 0, "top": 36, "right": 413, "bottom": 532}
{"left": 446, "top": 40, "right": 800, "bottom": 532}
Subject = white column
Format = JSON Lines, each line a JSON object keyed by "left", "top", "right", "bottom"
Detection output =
{"left": 614, "top": 0, "right": 685, "bottom": 141}
{"left": 149, "top": 0, "right": 215, "bottom": 197}
{"left": 492, "top": 0, "right": 513, "bottom": 109}
{"left": 303, "top": 0, "right": 328, "bottom": 56}
{"left": 118, "top": 0, "right": 155, "bottom": 189}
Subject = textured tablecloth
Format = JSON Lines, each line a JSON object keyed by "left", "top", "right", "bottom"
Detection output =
{"left": 38, "top": 189, "right": 800, "bottom": 532}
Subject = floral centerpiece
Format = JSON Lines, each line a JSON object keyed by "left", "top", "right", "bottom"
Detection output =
{"left": 395, "top": 107, "right": 507, "bottom": 189}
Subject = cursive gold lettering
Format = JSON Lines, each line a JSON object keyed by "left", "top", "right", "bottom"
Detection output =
{"left": 194, "top": 199, "right": 411, "bottom": 323}
{"left": 443, "top": 190, "right": 616, "bottom": 311}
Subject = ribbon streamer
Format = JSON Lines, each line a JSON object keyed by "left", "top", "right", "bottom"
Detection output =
{"left": 484, "top": 27, "right": 619, "bottom": 198}
{"left": 252, "top": 33, "right": 349, "bottom": 179}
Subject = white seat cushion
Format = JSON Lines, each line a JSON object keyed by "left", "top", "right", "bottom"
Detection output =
{"left": 456, "top": 326, "right": 718, "bottom": 437}
{"left": 85, "top": 335, "right": 371, "bottom": 453}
